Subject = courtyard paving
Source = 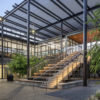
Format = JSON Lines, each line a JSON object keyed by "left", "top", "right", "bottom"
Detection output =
{"left": 0, "top": 80, "right": 100, "bottom": 100}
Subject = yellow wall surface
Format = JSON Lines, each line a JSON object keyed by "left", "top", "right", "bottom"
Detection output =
{"left": 0, "top": 65, "right": 8, "bottom": 79}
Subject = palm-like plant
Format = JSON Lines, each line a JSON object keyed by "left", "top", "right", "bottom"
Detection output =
{"left": 88, "top": 44, "right": 100, "bottom": 76}
{"left": 88, "top": 7, "right": 100, "bottom": 77}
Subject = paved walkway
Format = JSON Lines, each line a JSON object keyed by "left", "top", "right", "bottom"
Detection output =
{"left": 0, "top": 80, "right": 100, "bottom": 100}
{"left": 0, "top": 80, "right": 63, "bottom": 100}
{"left": 47, "top": 80, "right": 100, "bottom": 100}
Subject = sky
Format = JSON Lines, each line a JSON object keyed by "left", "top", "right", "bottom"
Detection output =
{"left": 0, "top": 0, "right": 23, "bottom": 17}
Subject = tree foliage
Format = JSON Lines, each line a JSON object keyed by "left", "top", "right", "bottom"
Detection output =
{"left": 8, "top": 54, "right": 27, "bottom": 76}
{"left": 88, "top": 44, "right": 100, "bottom": 75}
{"left": 88, "top": 8, "right": 100, "bottom": 76}
{"left": 8, "top": 54, "right": 46, "bottom": 76}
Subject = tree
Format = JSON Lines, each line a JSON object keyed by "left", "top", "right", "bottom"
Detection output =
{"left": 88, "top": 44, "right": 100, "bottom": 76}
{"left": 8, "top": 53, "right": 47, "bottom": 77}
{"left": 88, "top": 8, "right": 100, "bottom": 77}
{"left": 8, "top": 54, "right": 27, "bottom": 77}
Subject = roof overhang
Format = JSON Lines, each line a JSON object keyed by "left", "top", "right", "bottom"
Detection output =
{"left": 0, "top": 0, "right": 100, "bottom": 43}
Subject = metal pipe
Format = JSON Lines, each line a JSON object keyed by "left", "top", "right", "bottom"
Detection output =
{"left": 83, "top": 0, "right": 87, "bottom": 86}
{"left": 34, "top": 33, "right": 36, "bottom": 56}
{"left": 65, "top": 36, "right": 68, "bottom": 55}
{"left": 35, "top": 5, "right": 100, "bottom": 32}
{"left": 1, "top": 21, "right": 4, "bottom": 79}
{"left": 4, "top": 0, "right": 28, "bottom": 19}
{"left": 27, "top": 0, "right": 30, "bottom": 78}
{"left": 61, "top": 21, "right": 63, "bottom": 59}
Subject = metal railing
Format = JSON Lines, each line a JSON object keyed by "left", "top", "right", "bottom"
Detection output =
{"left": 54, "top": 42, "right": 100, "bottom": 88}
{"left": 38, "top": 42, "right": 100, "bottom": 88}
{"left": 36, "top": 51, "right": 81, "bottom": 88}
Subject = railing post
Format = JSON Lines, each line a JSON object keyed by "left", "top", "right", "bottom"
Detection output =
{"left": 65, "top": 36, "right": 68, "bottom": 57}
{"left": 7, "top": 41, "right": 8, "bottom": 56}
{"left": 83, "top": 0, "right": 87, "bottom": 86}
{"left": 37, "top": 45, "right": 38, "bottom": 57}
{"left": 40, "top": 45, "right": 42, "bottom": 58}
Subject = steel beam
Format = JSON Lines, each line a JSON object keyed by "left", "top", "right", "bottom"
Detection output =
{"left": 57, "top": 0, "right": 83, "bottom": 23}
{"left": 0, "top": 28, "right": 39, "bottom": 41}
{"left": 4, "top": 0, "right": 28, "bottom": 19}
{"left": 4, "top": 18, "right": 51, "bottom": 38}
{"left": 0, "top": 33, "right": 38, "bottom": 45}
{"left": 51, "top": 0, "right": 83, "bottom": 26}
{"left": 0, "top": 23, "right": 46, "bottom": 40}
{"left": 13, "top": 4, "right": 69, "bottom": 34}
{"left": 35, "top": 5, "right": 100, "bottom": 32}
{"left": 83, "top": 0, "right": 87, "bottom": 86}
{"left": 10, "top": 13, "right": 59, "bottom": 36}
{"left": 5, "top": 18, "right": 52, "bottom": 38}
{"left": 0, "top": 31, "right": 39, "bottom": 44}
{"left": 31, "top": 0, "right": 77, "bottom": 31}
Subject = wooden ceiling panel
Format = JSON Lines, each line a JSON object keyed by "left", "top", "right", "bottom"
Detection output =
{"left": 68, "top": 30, "right": 99, "bottom": 44}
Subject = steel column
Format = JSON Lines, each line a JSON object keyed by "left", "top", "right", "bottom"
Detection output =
{"left": 65, "top": 36, "right": 68, "bottom": 55}
{"left": 83, "top": 0, "right": 87, "bottom": 86}
{"left": 1, "top": 21, "right": 4, "bottom": 79}
{"left": 27, "top": 0, "right": 30, "bottom": 78}
{"left": 34, "top": 33, "right": 36, "bottom": 56}
{"left": 61, "top": 21, "right": 63, "bottom": 59}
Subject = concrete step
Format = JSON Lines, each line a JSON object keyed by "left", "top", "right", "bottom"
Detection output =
{"left": 15, "top": 80, "right": 47, "bottom": 88}
{"left": 58, "top": 80, "right": 83, "bottom": 89}
{"left": 33, "top": 77, "right": 49, "bottom": 81}
{"left": 45, "top": 70, "right": 58, "bottom": 73}
{"left": 47, "top": 64, "right": 55, "bottom": 67}
{"left": 33, "top": 73, "right": 54, "bottom": 77}
{"left": 44, "top": 67, "right": 52, "bottom": 70}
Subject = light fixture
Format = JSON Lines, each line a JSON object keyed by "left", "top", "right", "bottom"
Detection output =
{"left": 0, "top": 16, "right": 3, "bottom": 22}
{"left": 31, "top": 29, "right": 35, "bottom": 34}
{"left": 0, "top": 16, "right": 5, "bottom": 22}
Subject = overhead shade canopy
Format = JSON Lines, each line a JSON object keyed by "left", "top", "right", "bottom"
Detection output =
{"left": 0, "top": 0, "right": 100, "bottom": 43}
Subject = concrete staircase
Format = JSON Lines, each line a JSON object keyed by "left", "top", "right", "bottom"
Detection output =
{"left": 31, "top": 52, "right": 85, "bottom": 88}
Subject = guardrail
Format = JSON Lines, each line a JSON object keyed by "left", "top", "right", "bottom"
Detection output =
{"left": 0, "top": 41, "right": 100, "bottom": 58}
{"left": 66, "top": 42, "right": 100, "bottom": 55}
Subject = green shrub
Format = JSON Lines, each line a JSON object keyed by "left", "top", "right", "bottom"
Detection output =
{"left": 95, "top": 92, "right": 100, "bottom": 99}
{"left": 8, "top": 53, "right": 47, "bottom": 77}
{"left": 8, "top": 54, "right": 27, "bottom": 76}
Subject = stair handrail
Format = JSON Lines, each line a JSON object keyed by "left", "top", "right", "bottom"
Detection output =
{"left": 41, "top": 51, "right": 81, "bottom": 88}
{"left": 31, "top": 49, "right": 68, "bottom": 77}
{"left": 39, "top": 52, "right": 81, "bottom": 77}
{"left": 55, "top": 52, "right": 83, "bottom": 88}
{"left": 31, "top": 59, "right": 49, "bottom": 76}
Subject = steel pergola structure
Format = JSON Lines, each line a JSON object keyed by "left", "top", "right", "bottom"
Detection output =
{"left": 0, "top": 0, "right": 100, "bottom": 86}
